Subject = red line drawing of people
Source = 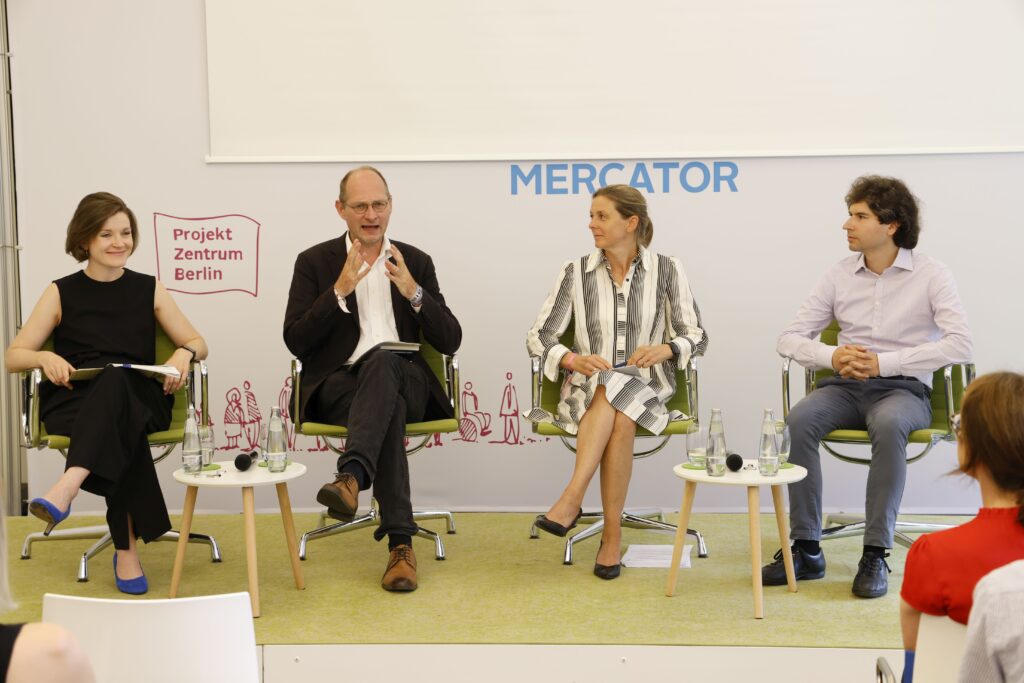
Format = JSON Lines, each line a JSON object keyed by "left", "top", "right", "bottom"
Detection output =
{"left": 274, "top": 375, "right": 331, "bottom": 452}
{"left": 223, "top": 387, "right": 244, "bottom": 449}
{"left": 490, "top": 371, "right": 522, "bottom": 445}
{"left": 456, "top": 380, "right": 492, "bottom": 442}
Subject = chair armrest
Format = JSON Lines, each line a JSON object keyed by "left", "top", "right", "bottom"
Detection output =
{"left": 781, "top": 358, "right": 793, "bottom": 419}
{"left": 780, "top": 357, "right": 822, "bottom": 420}
{"left": 685, "top": 355, "right": 699, "bottom": 427}
{"left": 446, "top": 354, "right": 461, "bottom": 421}
{"left": 197, "top": 359, "right": 209, "bottom": 427}
{"left": 940, "top": 362, "right": 976, "bottom": 433}
{"left": 530, "top": 356, "right": 543, "bottom": 413}
{"left": 875, "top": 656, "right": 897, "bottom": 683}
{"left": 20, "top": 368, "right": 42, "bottom": 449}
{"left": 291, "top": 358, "right": 303, "bottom": 431}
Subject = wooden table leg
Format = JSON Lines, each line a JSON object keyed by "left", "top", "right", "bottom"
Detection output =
{"left": 771, "top": 484, "right": 797, "bottom": 592}
{"left": 747, "top": 486, "right": 764, "bottom": 619}
{"left": 242, "top": 486, "right": 260, "bottom": 618}
{"left": 665, "top": 480, "right": 697, "bottom": 597}
{"left": 168, "top": 485, "right": 198, "bottom": 598}
{"left": 275, "top": 482, "right": 305, "bottom": 590}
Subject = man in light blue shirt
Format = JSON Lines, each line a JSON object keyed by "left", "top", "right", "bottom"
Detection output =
{"left": 764, "top": 175, "right": 973, "bottom": 598}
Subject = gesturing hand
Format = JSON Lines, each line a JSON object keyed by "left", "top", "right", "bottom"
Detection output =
{"left": 334, "top": 239, "right": 372, "bottom": 298}
{"left": 38, "top": 351, "right": 75, "bottom": 390}
{"left": 627, "top": 344, "right": 674, "bottom": 369}
{"left": 384, "top": 243, "right": 419, "bottom": 300}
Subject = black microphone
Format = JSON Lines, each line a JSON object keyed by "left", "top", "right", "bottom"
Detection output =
{"left": 726, "top": 452, "right": 744, "bottom": 472}
{"left": 234, "top": 451, "right": 258, "bottom": 471}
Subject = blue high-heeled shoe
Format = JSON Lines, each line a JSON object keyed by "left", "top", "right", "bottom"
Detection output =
{"left": 113, "top": 553, "right": 148, "bottom": 595}
{"left": 28, "top": 497, "right": 71, "bottom": 536}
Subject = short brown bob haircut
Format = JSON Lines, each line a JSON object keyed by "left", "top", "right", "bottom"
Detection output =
{"left": 958, "top": 371, "right": 1024, "bottom": 528}
{"left": 65, "top": 192, "right": 139, "bottom": 263}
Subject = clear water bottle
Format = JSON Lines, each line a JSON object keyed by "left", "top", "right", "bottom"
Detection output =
{"left": 758, "top": 408, "right": 780, "bottom": 476}
{"left": 182, "top": 406, "right": 202, "bottom": 474}
{"left": 266, "top": 406, "right": 288, "bottom": 473}
{"left": 706, "top": 408, "right": 727, "bottom": 477}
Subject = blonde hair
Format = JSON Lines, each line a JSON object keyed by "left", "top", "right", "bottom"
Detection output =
{"left": 592, "top": 184, "right": 654, "bottom": 247}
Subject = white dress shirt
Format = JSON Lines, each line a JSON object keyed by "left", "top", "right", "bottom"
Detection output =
{"left": 777, "top": 248, "right": 972, "bottom": 387}
{"left": 338, "top": 234, "right": 402, "bottom": 364}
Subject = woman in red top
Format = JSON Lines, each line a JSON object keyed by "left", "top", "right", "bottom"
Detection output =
{"left": 899, "top": 371, "right": 1024, "bottom": 681}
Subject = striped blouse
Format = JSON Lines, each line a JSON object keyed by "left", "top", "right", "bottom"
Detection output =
{"left": 526, "top": 247, "right": 708, "bottom": 435}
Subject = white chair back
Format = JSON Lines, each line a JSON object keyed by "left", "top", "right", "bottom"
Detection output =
{"left": 914, "top": 613, "right": 968, "bottom": 683}
{"left": 42, "top": 592, "right": 259, "bottom": 683}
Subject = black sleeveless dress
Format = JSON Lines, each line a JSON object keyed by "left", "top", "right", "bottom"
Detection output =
{"left": 0, "top": 623, "right": 24, "bottom": 680}
{"left": 40, "top": 269, "right": 174, "bottom": 548}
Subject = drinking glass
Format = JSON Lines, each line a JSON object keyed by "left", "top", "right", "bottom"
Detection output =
{"left": 686, "top": 426, "right": 707, "bottom": 468}
{"left": 775, "top": 420, "right": 791, "bottom": 465}
{"left": 257, "top": 424, "right": 269, "bottom": 464}
{"left": 199, "top": 425, "right": 215, "bottom": 468}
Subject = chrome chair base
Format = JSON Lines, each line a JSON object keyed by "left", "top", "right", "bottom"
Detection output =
{"left": 299, "top": 501, "right": 454, "bottom": 562}
{"left": 821, "top": 513, "right": 953, "bottom": 550}
{"left": 21, "top": 526, "right": 222, "bottom": 582}
{"left": 530, "top": 507, "right": 709, "bottom": 565}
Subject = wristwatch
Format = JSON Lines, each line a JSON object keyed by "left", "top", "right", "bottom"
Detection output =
{"left": 179, "top": 344, "right": 197, "bottom": 361}
{"left": 408, "top": 285, "right": 424, "bottom": 307}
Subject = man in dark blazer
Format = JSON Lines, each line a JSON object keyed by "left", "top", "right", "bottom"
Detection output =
{"left": 283, "top": 166, "right": 461, "bottom": 592}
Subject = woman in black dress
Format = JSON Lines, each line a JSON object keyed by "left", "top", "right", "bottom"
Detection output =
{"left": 5, "top": 192, "right": 207, "bottom": 595}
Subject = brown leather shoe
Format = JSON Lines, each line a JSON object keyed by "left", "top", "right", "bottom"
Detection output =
{"left": 316, "top": 473, "right": 359, "bottom": 517}
{"left": 381, "top": 544, "right": 418, "bottom": 592}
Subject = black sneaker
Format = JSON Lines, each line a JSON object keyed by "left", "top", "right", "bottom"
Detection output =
{"left": 762, "top": 546, "right": 826, "bottom": 585}
{"left": 852, "top": 551, "right": 891, "bottom": 598}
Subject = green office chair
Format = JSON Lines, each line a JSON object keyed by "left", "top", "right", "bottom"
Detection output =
{"left": 528, "top": 324, "right": 708, "bottom": 564}
{"left": 294, "top": 341, "right": 460, "bottom": 561}
{"left": 19, "top": 325, "right": 222, "bottom": 581}
{"left": 781, "top": 320, "right": 975, "bottom": 548}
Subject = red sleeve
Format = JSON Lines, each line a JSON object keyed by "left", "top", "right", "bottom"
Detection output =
{"left": 900, "top": 535, "right": 949, "bottom": 616}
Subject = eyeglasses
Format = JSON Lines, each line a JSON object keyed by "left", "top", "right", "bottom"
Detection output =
{"left": 344, "top": 199, "right": 391, "bottom": 215}
{"left": 951, "top": 413, "right": 961, "bottom": 437}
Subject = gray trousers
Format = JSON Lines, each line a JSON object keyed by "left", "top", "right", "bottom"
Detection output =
{"left": 787, "top": 376, "right": 932, "bottom": 548}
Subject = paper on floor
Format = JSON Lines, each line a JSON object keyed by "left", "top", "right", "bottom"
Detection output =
{"left": 621, "top": 544, "right": 692, "bottom": 568}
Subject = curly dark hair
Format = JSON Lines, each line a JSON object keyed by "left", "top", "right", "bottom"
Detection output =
{"left": 845, "top": 175, "right": 921, "bottom": 249}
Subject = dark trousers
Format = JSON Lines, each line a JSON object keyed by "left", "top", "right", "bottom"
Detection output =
{"left": 41, "top": 369, "right": 173, "bottom": 549}
{"left": 786, "top": 376, "right": 932, "bottom": 548}
{"left": 310, "top": 350, "right": 430, "bottom": 541}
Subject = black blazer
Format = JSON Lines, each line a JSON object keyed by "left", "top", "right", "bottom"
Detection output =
{"left": 283, "top": 236, "right": 462, "bottom": 423}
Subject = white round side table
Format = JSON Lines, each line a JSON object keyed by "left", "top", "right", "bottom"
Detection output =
{"left": 168, "top": 461, "right": 307, "bottom": 618}
{"left": 664, "top": 461, "right": 808, "bottom": 619}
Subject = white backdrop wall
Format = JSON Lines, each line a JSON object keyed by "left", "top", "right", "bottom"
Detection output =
{"left": 204, "top": 0, "right": 1024, "bottom": 160}
{"left": 7, "top": 1, "right": 1022, "bottom": 517}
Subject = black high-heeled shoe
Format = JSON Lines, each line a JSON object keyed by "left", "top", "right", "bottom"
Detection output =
{"left": 594, "top": 541, "right": 621, "bottom": 580}
{"left": 534, "top": 507, "right": 583, "bottom": 538}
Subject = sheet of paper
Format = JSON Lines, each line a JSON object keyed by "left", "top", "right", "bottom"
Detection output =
{"left": 611, "top": 364, "right": 641, "bottom": 377}
{"left": 621, "top": 543, "right": 692, "bottom": 569}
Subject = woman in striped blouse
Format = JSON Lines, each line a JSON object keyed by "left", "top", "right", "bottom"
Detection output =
{"left": 526, "top": 184, "right": 708, "bottom": 579}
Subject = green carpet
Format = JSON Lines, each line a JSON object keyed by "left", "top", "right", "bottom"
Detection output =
{"left": 3, "top": 512, "right": 970, "bottom": 648}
